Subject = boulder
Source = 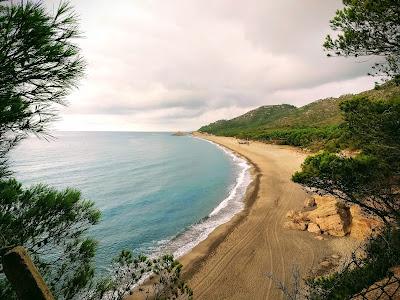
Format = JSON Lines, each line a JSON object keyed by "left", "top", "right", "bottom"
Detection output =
{"left": 283, "top": 195, "right": 385, "bottom": 239}
{"left": 295, "top": 212, "right": 309, "bottom": 222}
{"left": 306, "top": 195, "right": 351, "bottom": 237}
{"left": 283, "top": 220, "right": 307, "bottom": 231}
{"left": 286, "top": 210, "right": 308, "bottom": 222}
{"left": 285, "top": 210, "right": 296, "bottom": 219}
{"left": 319, "top": 260, "right": 331, "bottom": 268}
{"left": 349, "top": 205, "right": 383, "bottom": 240}
{"left": 307, "top": 222, "right": 321, "bottom": 234}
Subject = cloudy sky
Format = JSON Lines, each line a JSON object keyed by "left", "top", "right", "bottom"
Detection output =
{"left": 49, "top": 0, "right": 377, "bottom": 132}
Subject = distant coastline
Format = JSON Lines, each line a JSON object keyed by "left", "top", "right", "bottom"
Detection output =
{"left": 172, "top": 131, "right": 189, "bottom": 136}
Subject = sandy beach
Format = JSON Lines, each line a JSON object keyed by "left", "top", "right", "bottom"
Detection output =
{"left": 180, "top": 133, "right": 355, "bottom": 299}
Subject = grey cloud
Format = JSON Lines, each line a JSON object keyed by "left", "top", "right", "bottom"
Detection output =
{"left": 47, "top": 0, "right": 377, "bottom": 131}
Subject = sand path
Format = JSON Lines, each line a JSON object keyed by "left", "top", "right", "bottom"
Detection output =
{"left": 180, "top": 134, "right": 343, "bottom": 300}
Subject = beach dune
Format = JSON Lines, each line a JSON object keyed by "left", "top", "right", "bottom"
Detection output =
{"left": 181, "top": 133, "right": 351, "bottom": 299}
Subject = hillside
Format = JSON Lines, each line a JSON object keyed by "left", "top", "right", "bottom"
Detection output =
{"left": 199, "top": 82, "right": 400, "bottom": 149}
{"left": 199, "top": 104, "right": 297, "bottom": 136}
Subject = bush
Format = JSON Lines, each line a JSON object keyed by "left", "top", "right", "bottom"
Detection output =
{"left": 232, "top": 126, "right": 343, "bottom": 150}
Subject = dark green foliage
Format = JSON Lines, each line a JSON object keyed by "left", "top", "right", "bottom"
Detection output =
{"left": 340, "top": 96, "right": 400, "bottom": 171}
{"left": 199, "top": 83, "right": 400, "bottom": 150}
{"left": 198, "top": 101, "right": 345, "bottom": 149}
{"left": 242, "top": 126, "right": 344, "bottom": 150}
{"left": 266, "top": 1, "right": 400, "bottom": 298}
{"left": 199, "top": 104, "right": 297, "bottom": 136}
{"left": 0, "top": 2, "right": 98, "bottom": 298}
{"left": 0, "top": 178, "right": 101, "bottom": 299}
{"left": 293, "top": 96, "right": 400, "bottom": 223}
{"left": 0, "top": 0, "right": 85, "bottom": 174}
{"left": 202, "top": 124, "right": 345, "bottom": 151}
{"left": 308, "top": 228, "right": 400, "bottom": 299}
{"left": 293, "top": 95, "right": 400, "bottom": 299}
{"left": 324, "top": 0, "right": 400, "bottom": 81}
{"left": 0, "top": 2, "right": 192, "bottom": 299}
{"left": 292, "top": 152, "right": 396, "bottom": 221}
{"left": 91, "top": 250, "right": 193, "bottom": 300}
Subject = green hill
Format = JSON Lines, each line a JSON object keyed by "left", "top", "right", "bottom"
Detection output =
{"left": 199, "top": 104, "right": 297, "bottom": 136}
{"left": 199, "top": 82, "right": 400, "bottom": 150}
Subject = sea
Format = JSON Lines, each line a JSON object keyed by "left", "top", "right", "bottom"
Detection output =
{"left": 10, "top": 131, "right": 251, "bottom": 271}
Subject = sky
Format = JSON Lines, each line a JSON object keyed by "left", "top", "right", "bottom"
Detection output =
{"left": 47, "top": 0, "right": 378, "bottom": 132}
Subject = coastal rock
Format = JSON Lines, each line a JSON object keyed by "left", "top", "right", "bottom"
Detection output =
{"left": 307, "top": 222, "right": 321, "bottom": 234}
{"left": 286, "top": 210, "right": 296, "bottom": 219}
{"left": 283, "top": 195, "right": 384, "bottom": 239}
{"left": 283, "top": 220, "right": 307, "bottom": 231}
{"left": 349, "top": 205, "right": 383, "bottom": 240}
{"left": 286, "top": 210, "right": 308, "bottom": 222}
{"left": 304, "top": 197, "right": 316, "bottom": 208}
{"left": 319, "top": 260, "right": 331, "bottom": 268}
{"left": 306, "top": 195, "right": 351, "bottom": 237}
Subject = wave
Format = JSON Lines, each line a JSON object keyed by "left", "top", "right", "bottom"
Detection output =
{"left": 152, "top": 137, "right": 251, "bottom": 258}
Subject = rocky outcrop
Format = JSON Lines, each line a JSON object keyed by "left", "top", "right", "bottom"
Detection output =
{"left": 304, "top": 197, "right": 316, "bottom": 208}
{"left": 284, "top": 195, "right": 382, "bottom": 239}
{"left": 349, "top": 205, "right": 383, "bottom": 240}
{"left": 283, "top": 220, "right": 307, "bottom": 231}
{"left": 307, "top": 222, "right": 321, "bottom": 234}
{"left": 306, "top": 195, "right": 351, "bottom": 237}
{"left": 284, "top": 210, "right": 309, "bottom": 231}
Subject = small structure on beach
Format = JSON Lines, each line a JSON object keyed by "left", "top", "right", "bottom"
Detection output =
{"left": 238, "top": 139, "right": 250, "bottom": 145}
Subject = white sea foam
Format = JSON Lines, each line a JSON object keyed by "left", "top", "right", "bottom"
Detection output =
{"left": 153, "top": 137, "right": 252, "bottom": 258}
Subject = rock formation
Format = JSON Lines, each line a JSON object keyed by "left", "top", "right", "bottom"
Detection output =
{"left": 306, "top": 195, "right": 351, "bottom": 237}
{"left": 307, "top": 222, "right": 321, "bottom": 234}
{"left": 283, "top": 220, "right": 307, "bottom": 231}
{"left": 284, "top": 195, "right": 382, "bottom": 239}
{"left": 349, "top": 205, "right": 382, "bottom": 240}
{"left": 304, "top": 197, "right": 316, "bottom": 208}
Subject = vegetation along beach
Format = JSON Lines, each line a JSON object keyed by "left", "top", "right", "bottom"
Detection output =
{"left": 0, "top": 0, "right": 399, "bottom": 299}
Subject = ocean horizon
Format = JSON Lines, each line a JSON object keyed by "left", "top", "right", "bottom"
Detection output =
{"left": 10, "top": 131, "right": 250, "bottom": 271}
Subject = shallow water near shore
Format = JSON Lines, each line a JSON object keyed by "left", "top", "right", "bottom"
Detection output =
{"left": 10, "top": 131, "right": 250, "bottom": 271}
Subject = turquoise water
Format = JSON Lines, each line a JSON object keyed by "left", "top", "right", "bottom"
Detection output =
{"left": 10, "top": 132, "right": 250, "bottom": 270}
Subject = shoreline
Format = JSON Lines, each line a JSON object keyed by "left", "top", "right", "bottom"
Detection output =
{"left": 127, "top": 134, "right": 260, "bottom": 300}
{"left": 180, "top": 133, "right": 356, "bottom": 299}
{"left": 179, "top": 135, "right": 261, "bottom": 280}
{"left": 153, "top": 135, "right": 253, "bottom": 260}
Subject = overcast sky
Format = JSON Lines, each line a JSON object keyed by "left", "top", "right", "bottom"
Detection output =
{"left": 49, "top": 0, "right": 377, "bottom": 132}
